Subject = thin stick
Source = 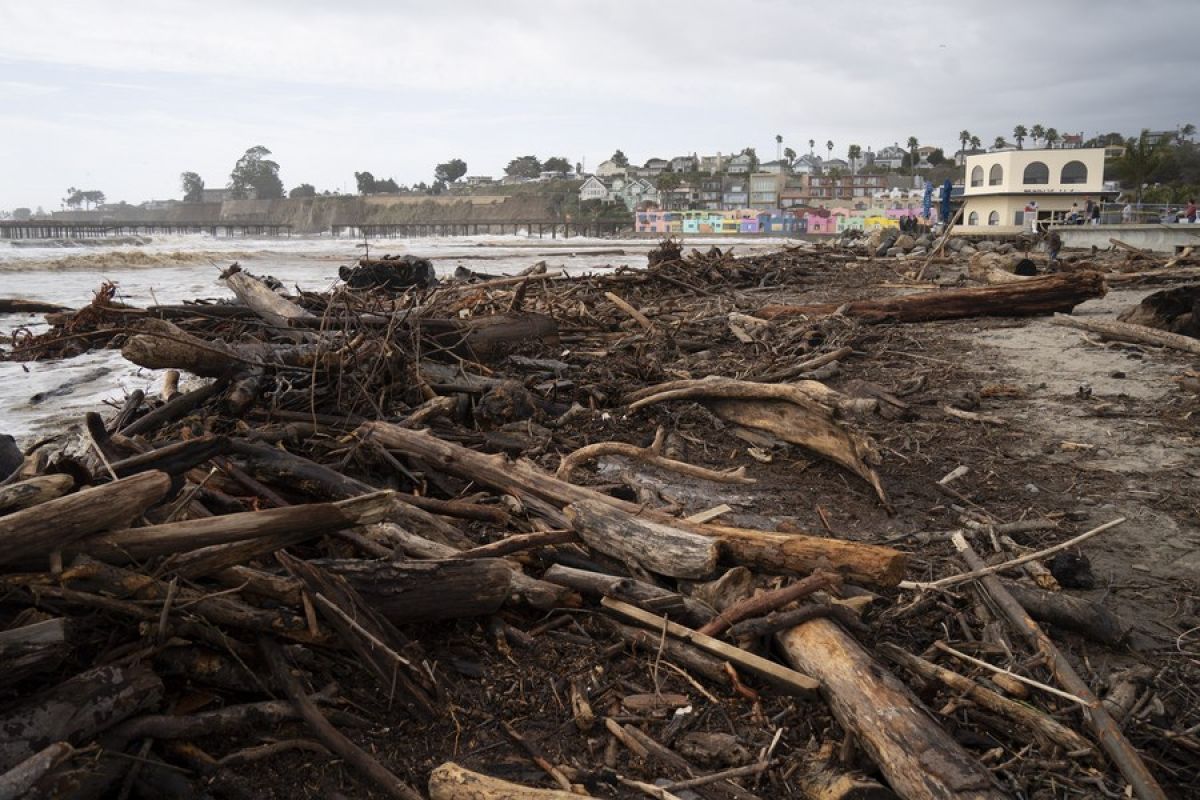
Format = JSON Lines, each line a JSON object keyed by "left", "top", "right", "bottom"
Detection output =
{"left": 662, "top": 761, "right": 775, "bottom": 791}
{"left": 932, "top": 641, "right": 1093, "bottom": 708}
{"left": 901, "top": 517, "right": 1125, "bottom": 590}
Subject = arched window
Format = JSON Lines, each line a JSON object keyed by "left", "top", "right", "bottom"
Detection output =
{"left": 1023, "top": 161, "right": 1049, "bottom": 185}
{"left": 1061, "top": 160, "right": 1088, "bottom": 184}
{"left": 989, "top": 164, "right": 1003, "bottom": 186}
{"left": 988, "top": 211, "right": 1000, "bottom": 226}
{"left": 968, "top": 211, "right": 979, "bottom": 225}
{"left": 970, "top": 166, "right": 984, "bottom": 187}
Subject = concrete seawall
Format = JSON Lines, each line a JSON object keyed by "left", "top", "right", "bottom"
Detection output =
{"left": 1056, "top": 224, "right": 1200, "bottom": 254}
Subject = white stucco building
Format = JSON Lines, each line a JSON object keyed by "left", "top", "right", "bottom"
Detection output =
{"left": 959, "top": 147, "right": 1111, "bottom": 233}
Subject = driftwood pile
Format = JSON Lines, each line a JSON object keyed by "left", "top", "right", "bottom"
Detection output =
{"left": 0, "top": 243, "right": 1193, "bottom": 799}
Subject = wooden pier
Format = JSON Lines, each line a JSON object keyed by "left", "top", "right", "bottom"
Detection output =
{"left": 0, "top": 221, "right": 292, "bottom": 240}
{"left": 331, "top": 220, "right": 631, "bottom": 239}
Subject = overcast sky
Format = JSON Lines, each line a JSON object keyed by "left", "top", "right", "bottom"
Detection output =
{"left": 1, "top": 0, "right": 1196, "bottom": 210}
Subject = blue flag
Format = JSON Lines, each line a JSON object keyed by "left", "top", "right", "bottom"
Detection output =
{"left": 922, "top": 182, "right": 933, "bottom": 219}
{"left": 940, "top": 179, "right": 953, "bottom": 223}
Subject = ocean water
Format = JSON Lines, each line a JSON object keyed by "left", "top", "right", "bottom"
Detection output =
{"left": 0, "top": 233, "right": 792, "bottom": 443}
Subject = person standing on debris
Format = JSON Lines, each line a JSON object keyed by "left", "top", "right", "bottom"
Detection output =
{"left": 1188, "top": 198, "right": 1197, "bottom": 224}
{"left": 1047, "top": 230, "right": 1063, "bottom": 264}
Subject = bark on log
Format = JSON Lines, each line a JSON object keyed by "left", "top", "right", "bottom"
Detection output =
{"left": 108, "top": 435, "right": 230, "bottom": 479}
{"left": 760, "top": 271, "right": 1107, "bottom": 323}
{"left": 75, "top": 491, "right": 396, "bottom": 563}
{"left": 0, "top": 471, "right": 171, "bottom": 566}
{"left": 119, "top": 378, "right": 225, "bottom": 438}
{"left": 429, "top": 762, "right": 578, "bottom": 800}
{"left": 776, "top": 620, "right": 1004, "bottom": 799}
{"left": 121, "top": 318, "right": 244, "bottom": 377}
{"left": 998, "top": 579, "right": 1125, "bottom": 645}
{"left": 1051, "top": 313, "right": 1200, "bottom": 356}
{"left": 604, "top": 620, "right": 731, "bottom": 685}
{"left": 316, "top": 558, "right": 513, "bottom": 622}
{"left": 877, "top": 642, "right": 1094, "bottom": 754}
{"left": 0, "top": 299, "right": 70, "bottom": 314}
{"left": 0, "top": 618, "right": 71, "bottom": 689}
{"left": 220, "top": 266, "right": 316, "bottom": 329}
{"left": 0, "top": 475, "right": 74, "bottom": 514}
{"left": 565, "top": 499, "right": 719, "bottom": 579}
{"left": 796, "top": 761, "right": 897, "bottom": 800}
{"left": 420, "top": 313, "right": 560, "bottom": 363}
{"left": 0, "top": 664, "right": 163, "bottom": 771}
{"left": 356, "top": 423, "right": 907, "bottom": 586}
{"left": 698, "top": 570, "right": 841, "bottom": 638}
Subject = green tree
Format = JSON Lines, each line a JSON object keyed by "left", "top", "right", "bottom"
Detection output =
{"left": 505, "top": 155, "right": 543, "bottom": 179}
{"left": 1117, "top": 130, "right": 1168, "bottom": 203}
{"left": 229, "top": 145, "right": 283, "bottom": 199}
{"left": 180, "top": 171, "right": 205, "bottom": 202}
{"left": 542, "top": 156, "right": 572, "bottom": 174}
{"left": 611, "top": 149, "right": 629, "bottom": 167}
{"left": 289, "top": 183, "right": 317, "bottom": 198}
{"left": 825, "top": 140, "right": 834, "bottom": 164}
{"left": 64, "top": 187, "right": 82, "bottom": 209}
{"left": 783, "top": 146, "right": 797, "bottom": 168}
{"left": 375, "top": 177, "right": 401, "bottom": 193}
{"left": 993, "top": 136, "right": 1008, "bottom": 150}
{"left": 1180, "top": 123, "right": 1196, "bottom": 143}
{"left": 847, "top": 144, "right": 862, "bottom": 174}
{"left": 1030, "top": 124, "right": 1045, "bottom": 147}
{"left": 958, "top": 129, "right": 971, "bottom": 161}
{"left": 354, "top": 171, "right": 377, "bottom": 194}
{"left": 1044, "top": 128, "right": 1060, "bottom": 148}
{"left": 969, "top": 135, "right": 981, "bottom": 151}
{"left": 926, "top": 149, "right": 945, "bottom": 166}
{"left": 434, "top": 158, "right": 468, "bottom": 183}
{"left": 906, "top": 136, "right": 919, "bottom": 172}
{"left": 1013, "top": 125, "right": 1028, "bottom": 149}
{"left": 83, "top": 190, "right": 106, "bottom": 208}
{"left": 656, "top": 173, "right": 681, "bottom": 192}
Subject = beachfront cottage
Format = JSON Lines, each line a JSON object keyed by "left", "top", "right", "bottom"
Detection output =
{"left": 958, "top": 147, "right": 1110, "bottom": 233}
{"left": 578, "top": 176, "right": 611, "bottom": 203}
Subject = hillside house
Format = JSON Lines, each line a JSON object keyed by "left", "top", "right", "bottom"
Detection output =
{"left": 578, "top": 176, "right": 611, "bottom": 203}
{"left": 727, "top": 153, "right": 755, "bottom": 174}
{"left": 643, "top": 158, "right": 669, "bottom": 175}
{"left": 749, "top": 173, "right": 785, "bottom": 210}
{"left": 595, "top": 159, "right": 626, "bottom": 177}
{"left": 699, "top": 154, "right": 726, "bottom": 174}
{"left": 722, "top": 178, "right": 748, "bottom": 209}
{"left": 874, "top": 145, "right": 906, "bottom": 170}
{"left": 669, "top": 155, "right": 698, "bottom": 173}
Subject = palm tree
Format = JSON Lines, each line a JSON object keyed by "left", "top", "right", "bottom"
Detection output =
{"left": 906, "top": 136, "right": 919, "bottom": 172}
{"left": 1181, "top": 123, "right": 1196, "bottom": 143}
{"left": 808, "top": 139, "right": 816, "bottom": 156}
{"left": 957, "top": 130, "right": 971, "bottom": 164}
{"left": 969, "top": 135, "right": 981, "bottom": 151}
{"left": 825, "top": 140, "right": 834, "bottom": 164}
{"left": 847, "top": 144, "right": 862, "bottom": 175}
{"left": 775, "top": 134, "right": 783, "bottom": 162}
{"left": 783, "top": 147, "right": 797, "bottom": 169}
{"left": 1030, "top": 124, "right": 1045, "bottom": 148}
{"left": 993, "top": 136, "right": 1008, "bottom": 150}
{"left": 1045, "top": 128, "right": 1060, "bottom": 148}
{"left": 1013, "top": 125, "right": 1028, "bottom": 149}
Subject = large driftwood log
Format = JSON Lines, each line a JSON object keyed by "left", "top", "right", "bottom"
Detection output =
{"left": 420, "top": 313, "right": 559, "bottom": 363}
{"left": 0, "top": 664, "right": 163, "bottom": 771}
{"left": 0, "top": 298, "right": 70, "bottom": 314}
{"left": 626, "top": 377, "right": 886, "bottom": 504}
{"left": 565, "top": 499, "right": 719, "bottom": 579}
{"left": 760, "top": 271, "right": 1107, "bottom": 323}
{"left": 121, "top": 318, "right": 244, "bottom": 377}
{"left": 429, "top": 762, "right": 578, "bottom": 800}
{"left": 355, "top": 423, "right": 907, "bottom": 586}
{"left": 952, "top": 534, "right": 1166, "bottom": 800}
{"left": 0, "top": 618, "right": 71, "bottom": 689}
{"left": 107, "top": 435, "right": 229, "bottom": 479}
{"left": 0, "top": 742, "right": 74, "bottom": 800}
{"left": 317, "top": 558, "right": 513, "bottom": 622}
{"left": 1051, "top": 312, "right": 1200, "bottom": 356}
{"left": 0, "top": 475, "right": 74, "bottom": 513}
{"left": 0, "top": 471, "right": 171, "bottom": 566}
{"left": 74, "top": 491, "right": 396, "bottom": 563}
{"left": 777, "top": 619, "right": 1004, "bottom": 799}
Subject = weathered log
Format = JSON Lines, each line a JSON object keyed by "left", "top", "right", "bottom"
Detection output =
{"left": 998, "top": 579, "right": 1125, "bottom": 645}
{"left": 0, "top": 298, "right": 70, "bottom": 314}
{"left": 119, "top": 378, "right": 226, "bottom": 438}
{"left": 429, "top": 762, "right": 578, "bottom": 800}
{"left": 952, "top": 533, "right": 1166, "bottom": 800}
{"left": 0, "top": 471, "right": 171, "bottom": 566}
{"left": 356, "top": 423, "right": 907, "bottom": 586}
{"left": 0, "top": 618, "right": 71, "bottom": 689}
{"left": 605, "top": 620, "right": 730, "bottom": 685}
{"left": 544, "top": 563, "right": 715, "bottom": 626}
{"left": 878, "top": 642, "right": 1094, "bottom": 753}
{"left": 795, "top": 752, "right": 897, "bottom": 800}
{"left": 121, "top": 318, "right": 245, "bottom": 377}
{"left": 761, "top": 271, "right": 1107, "bottom": 323}
{"left": 565, "top": 499, "right": 719, "bottom": 579}
{"left": 316, "top": 558, "right": 512, "bottom": 622}
{"left": 697, "top": 570, "right": 841, "bottom": 638}
{"left": 260, "top": 638, "right": 423, "bottom": 800}
{"left": 0, "top": 663, "right": 163, "bottom": 771}
{"left": 556, "top": 436, "right": 753, "bottom": 485}
{"left": 0, "top": 435, "right": 22, "bottom": 482}
{"left": 603, "top": 597, "right": 819, "bottom": 697}
{"left": 0, "top": 474, "right": 74, "bottom": 513}
{"left": 107, "top": 435, "right": 229, "bottom": 479}
{"left": 0, "top": 742, "right": 74, "bottom": 800}
{"left": 220, "top": 265, "right": 316, "bottom": 329}
{"left": 75, "top": 491, "right": 395, "bottom": 564}
{"left": 1051, "top": 312, "right": 1200, "bottom": 356}
{"left": 420, "top": 312, "right": 560, "bottom": 363}
{"left": 777, "top": 620, "right": 1004, "bottom": 799}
